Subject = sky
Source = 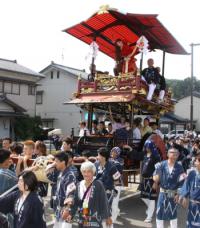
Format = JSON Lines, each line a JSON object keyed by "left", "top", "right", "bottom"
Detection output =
{"left": 1, "top": 0, "right": 200, "bottom": 80}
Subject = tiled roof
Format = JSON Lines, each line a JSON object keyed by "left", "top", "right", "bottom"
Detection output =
{"left": 165, "top": 113, "right": 189, "bottom": 122}
{"left": 0, "top": 95, "right": 26, "bottom": 113}
{"left": 0, "top": 58, "right": 44, "bottom": 77}
{"left": 40, "top": 62, "right": 88, "bottom": 80}
{"left": 178, "top": 91, "right": 200, "bottom": 100}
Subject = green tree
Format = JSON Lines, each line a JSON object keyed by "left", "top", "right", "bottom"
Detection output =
{"left": 166, "top": 77, "right": 200, "bottom": 99}
{"left": 14, "top": 116, "right": 42, "bottom": 141}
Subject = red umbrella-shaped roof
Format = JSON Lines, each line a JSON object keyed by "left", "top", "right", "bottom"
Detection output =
{"left": 63, "top": 6, "right": 188, "bottom": 59}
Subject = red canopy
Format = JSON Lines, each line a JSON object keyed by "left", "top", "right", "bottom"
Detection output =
{"left": 63, "top": 7, "right": 187, "bottom": 59}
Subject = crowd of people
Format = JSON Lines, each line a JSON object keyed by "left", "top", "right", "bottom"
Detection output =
{"left": 0, "top": 136, "right": 123, "bottom": 228}
{"left": 0, "top": 120, "right": 200, "bottom": 228}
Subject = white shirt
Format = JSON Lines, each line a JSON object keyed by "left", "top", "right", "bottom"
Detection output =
{"left": 79, "top": 127, "right": 90, "bottom": 137}
{"left": 133, "top": 127, "right": 141, "bottom": 143}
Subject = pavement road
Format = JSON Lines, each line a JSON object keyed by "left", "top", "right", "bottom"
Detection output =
{"left": 47, "top": 189, "right": 187, "bottom": 228}
{"left": 116, "top": 192, "right": 187, "bottom": 228}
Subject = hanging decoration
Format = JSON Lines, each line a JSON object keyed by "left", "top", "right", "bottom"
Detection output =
{"left": 85, "top": 41, "right": 99, "bottom": 61}
{"left": 136, "top": 36, "right": 149, "bottom": 54}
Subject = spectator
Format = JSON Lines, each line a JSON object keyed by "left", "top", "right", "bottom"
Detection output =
{"left": 79, "top": 121, "right": 90, "bottom": 137}
{"left": 107, "top": 122, "right": 114, "bottom": 135}
{"left": 109, "top": 105, "right": 124, "bottom": 131}
{"left": 82, "top": 150, "right": 91, "bottom": 161}
{"left": 2, "top": 138, "right": 12, "bottom": 150}
{"left": 115, "top": 119, "right": 132, "bottom": 143}
{"left": 0, "top": 149, "right": 17, "bottom": 195}
{"left": 141, "top": 117, "right": 152, "bottom": 137}
{"left": 0, "top": 171, "right": 46, "bottom": 228}
{"left": 34, "top": 141, "right": 47, "bottom": 157}
{"left": 16, "top": 140, "right": 35, "bottom": 176}
{"left": 10, "top": 142, "right": 23, "bottom": 156}
{"left": 151, "top": 121, "right": 164, "bottom": 139}
{"left": 97, "top": 121, "right": 109, "bottom": 136}
{"left": 133, "top": 118, "right": 142, "bottom": 143}
{"left": 91, "top": 120, "right": 99, "bottom": 135}
{"left": 61, "top": 137, "right": 73, "bottom": 152}
{"left": 0, "top": 148, "right": 17, "bottom": 228}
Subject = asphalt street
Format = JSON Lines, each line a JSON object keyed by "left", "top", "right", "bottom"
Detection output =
{"left": 116, "top": 192, "right": 187, "bottom": 228}
{"left": 47, "top": 189, "right": 187, "bottom": 228}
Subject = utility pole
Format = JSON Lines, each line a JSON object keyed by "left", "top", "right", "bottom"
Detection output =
{"left": 190, "top": 43, "right": 194, "bottom": 130}
{"left": 190, "top": 43, "right": 200, "bottom": 130}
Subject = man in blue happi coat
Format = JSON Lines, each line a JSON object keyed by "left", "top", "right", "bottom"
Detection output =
{"left": 153, "top": 148, "right": 186, "bottom": 228}
{"left": 179, "top": 155, "right": 200, "bottom": 227}
{"left": 95, "top": 147, "right": 121, "bottom": 227}
{"left": 0, "top": 149, "right": 17, "bottom": 228}
{"left": 47, "top": 152, "right": 76, "bottom": 228}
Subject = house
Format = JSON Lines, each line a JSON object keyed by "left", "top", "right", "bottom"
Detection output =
{"left": 174, "top": 91, "right": 200, "bottom": 130}
{"left": 0, "top": 58, "right": 44, "bottom": 138}
{"left": 159, "top": 112, "right": 190, "bottom": 134}
{"left": 36, "top": 62, "right": 88, "bottom": 135}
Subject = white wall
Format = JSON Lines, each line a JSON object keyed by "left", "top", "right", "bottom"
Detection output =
{"left": 36, "top": 68, "right": 82, "bottom": 135}
{"left": 7, "top": 84, "right": 36, "bottom": 116}
{"left": 0, "top": 69, "right": 41, "bottom": 117}
{"left": 175, "top": 96, "right": 200, "bottom": 130}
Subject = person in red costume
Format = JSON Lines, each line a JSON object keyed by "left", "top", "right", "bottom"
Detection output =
{"left": 114, "top": 39, "right": 138, "bottom": 76}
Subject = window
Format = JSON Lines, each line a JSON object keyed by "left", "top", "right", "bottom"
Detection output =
{"left": 12, "top": 83, "right": 20, "bottom": 95}
{"left": 42, "top": 120, "right": 54, "bottom": 128}
{"left": 36, "top": 91, "right": 43, "bottom": 104}
{"left": 4, "top": 82, "right": 12, "bottom": 93}
{"left": 51, "top": 71, "right": 53, "bottom": 79}
{"left": 57, "top": 71, "right": 60, "bottom": 79}
{"left": 1, "top": 81, "right": 20, "bottom": 95}
{"left": 0, "top": 81, "right": 3, "bottom": 92}
{"left": 28, "top": 85, "right": 35, "bottom": 95}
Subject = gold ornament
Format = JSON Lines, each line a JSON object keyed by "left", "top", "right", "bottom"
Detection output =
{"left": 98, "top": 5, "right": 110, "bottom": 14}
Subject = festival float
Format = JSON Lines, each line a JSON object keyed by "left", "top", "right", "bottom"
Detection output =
{"left": 64, "top": 6, "right": 187, "bottom": 119}
{"left": 9, "top": 6, "right": 187, "bottom": 187}
{"left": 62, "top": 6, "right": 188, "bottom": 184}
